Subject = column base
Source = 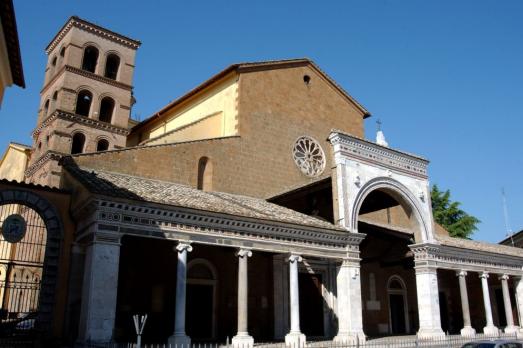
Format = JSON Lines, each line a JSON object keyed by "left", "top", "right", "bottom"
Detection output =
{"left": 232, "top": 333, "right": 254, "bottom": 348}
{"left": 168, "top": 334, "right": 191, "bottom": 347}
{"left": 417, "top": 327, "right": 445, "bottom": 340}
{"left": 285, "top": 332, "right": 306, "bottom": 348}
{"left": 333, "top": 332, "right": 366, "bottom": 345}
{"left": 460, "top": 326, "right": 476, "bottom": 337}
{"left": 483, "top": 325, "right": 499, "bottom": 336}
{"left": 504, "top": 325, "right": 518, "bottom": 334}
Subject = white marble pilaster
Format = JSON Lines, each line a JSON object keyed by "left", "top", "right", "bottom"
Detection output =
{"left": 285, "top": 254, "right": 306, "bottom": 348}
{"left": 232, "top": 249, "right": 254, "bottom": 348}
{"left": 480, "top": 272, "right": 498, "bottom": 336}
{"left": 333, "top": 259, "right": 365, "bottom": 344}
{"left": 500, "top": 275, "right": 517, "bottom": 334}
{"left": 415, "top": 266, "right": 445, "bottom": 339}
{"left": 168, "top": 242, "right": 193, "bottom": 347}
{"left": 77, "top": 237, "right": 121, "bottom": 345}
{"left": 456, "top": 271, "right": 475, "bottom": 337}
{"left": 516, "top": 277, "right": 523, "bottom": 332}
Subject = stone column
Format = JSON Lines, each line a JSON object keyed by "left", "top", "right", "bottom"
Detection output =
{"left": 285, "top": 254, "right": 306, "bottom": 347}
{"left": 516, "top": 277, "right": 523, "bottom": 331}
{"left": 77, "top": 236, "right": 121, "bottom": 345}
{"left": 232, "top": 249, "right": 254, "bottom": 348}
{"left": 415, "top": 266, "right": 445, "bottom": 339}
{"left": 168, "top": 242, "right": 193, "bottom": 347}
{"left": 457, "top": 271, "right": 475, "bottom": 336}
{"left": 480, "top": 272, "right": 498, "bottom": 336}
{"left": 333, "top": 259, "right": 365, "bottom": 344}
{"left": 500, "top": 275, "right": 517, "bottom": 333}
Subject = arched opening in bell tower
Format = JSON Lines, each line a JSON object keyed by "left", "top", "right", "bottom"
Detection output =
{"left": 81, "top": 46, "right": 99, "bottom": 73}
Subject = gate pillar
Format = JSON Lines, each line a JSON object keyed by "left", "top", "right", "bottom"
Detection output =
{"left": 76, "top": 232, "right": 121, "bottom": 345}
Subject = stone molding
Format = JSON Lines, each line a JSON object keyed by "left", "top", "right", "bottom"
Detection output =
{"left": 82, "top": 198, "right": 364, "bottom": 259}
{"left": 25, "top": 150, "right": 63, "bottom": 177}
{"left": 32, "top": 109, "right": 130, "bottom": 138}
{"left": 329, "top": 131, "right": 428, "bottom": 179}
{"left": 41, "top": 65, "right": 133, "bottom": 95}
{"left": 411, "top": 242, "right": 523, "bottom": 276}
{"left": 0, "top": 189, "right": 63, "bottom": 334}
{"left": 46, "top": 16, "right": 140, "bottom": 54}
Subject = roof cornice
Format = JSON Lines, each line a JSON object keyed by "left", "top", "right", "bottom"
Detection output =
{"left": 46, "top": 16, "right": 141, "bottom": 54}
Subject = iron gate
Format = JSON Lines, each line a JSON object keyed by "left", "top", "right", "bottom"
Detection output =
{"left": 0, "top": 203, "right": 46, "bottom": 339}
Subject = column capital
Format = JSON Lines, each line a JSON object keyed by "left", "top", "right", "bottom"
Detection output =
{"left": 456, "top": 270, "right": 468, "bottom": 277}
{"left": 175, "top": 242, "right": 193, "bottom": 253}
{"left": 236, "top": 248, "right": 252, "bottom": 258}
{"left": 287, "top": 254, "right": 303, "bottom": 263}
{"left": 479, "top": 272, "right": 489, "bottom": 279}
{"left": 499, "top": 274, "right": 509, "bottom": 281}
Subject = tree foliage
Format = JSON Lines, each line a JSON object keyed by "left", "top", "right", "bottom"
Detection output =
{"left": 431, "top": 185, "right": 480, "bottom": 239}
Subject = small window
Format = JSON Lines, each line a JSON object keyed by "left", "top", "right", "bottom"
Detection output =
{"left": 197, "top": 157, "right": 213, "bottom": 191}
{"left": 75, "top": 90, "right": 93, "bottom": 117}
{"left": 82, "top": 46, "right": 99, "bottom": 73}
{"left": 52, "top": 91, "right": 58, "bottom": 100}
{"left": 44, "top": 99, "right": 50, "bottom": 116}
{"left": 71, "top": 133, "right": 86, "bottom": 154}
{"left": 104, "top": 54, "right": 120, "bottom": 80}
{"left": 99, "top": 97, "right": 115, "bottom": 123}
{"left": 51, "top": 56, "right": 57, "bottom": 67}
{"left": 96, "top": 139, "right": 109, "bottom": 152}
{"left": 60, "top": 46, "right": 66, "bottom": 57}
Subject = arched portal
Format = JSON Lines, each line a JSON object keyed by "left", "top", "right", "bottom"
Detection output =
{"left": 0, "top": 190, "right": 63, "bottom": 337}
{"left": 352, "top": 177, "right": 431, "bottom": 243}
{"left": 186, "top": 258, "right": 217, "bottom": 341}
{"left": 387, "top": 275, "right": 410, "bottom": 335}
{"left": 355, "top": 179, "right": 421, "bottom": 337}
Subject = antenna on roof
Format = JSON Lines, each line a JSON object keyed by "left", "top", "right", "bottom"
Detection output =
{"left": 501, "top": 187, "right": 515, "bottom": 247}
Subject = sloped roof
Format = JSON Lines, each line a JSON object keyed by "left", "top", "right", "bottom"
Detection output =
{"left": 436, "top": 234, "right": 523, "bottom": 258}
{"left": 63, "top": 161, "right": 346, "bottom": 232}
{"left": 132, "top": 58, "right": 370, "bottom": 133}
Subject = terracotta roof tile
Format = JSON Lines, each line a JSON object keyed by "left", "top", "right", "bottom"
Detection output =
{"left": 64, "top": 163, "right": 346, "bottom": 232}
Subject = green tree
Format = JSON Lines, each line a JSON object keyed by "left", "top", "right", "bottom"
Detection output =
{"left": 431, "top": 185, "right": 480, "bottom": 239}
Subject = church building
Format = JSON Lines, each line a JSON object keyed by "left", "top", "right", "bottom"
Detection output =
{"left": 0, "top": 16, "right": 522, "bottom": 347}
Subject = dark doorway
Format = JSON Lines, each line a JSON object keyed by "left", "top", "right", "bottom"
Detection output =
{"left": 186, "top": 284, "right": 213, "bottom": 340}
{"left": 389, "top": 294, "right": 406, "bottom": 334}
{"left": 298, "top": 273, "right": 324, "bottom": 337}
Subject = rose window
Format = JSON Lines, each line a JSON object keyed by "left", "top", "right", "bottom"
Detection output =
{"left": 292, "top": 136, "right": 326, "bottom": 177}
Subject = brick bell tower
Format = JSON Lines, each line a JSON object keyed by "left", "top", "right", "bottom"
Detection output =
{"left": 26, "top": 16, "right": 140, "bottom": 187}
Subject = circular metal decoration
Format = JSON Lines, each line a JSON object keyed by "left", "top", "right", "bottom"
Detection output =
{"left": 292, "top": 136, "right": 326, "bottom": 177}
{"left": 1, "top": 214, "right": 27, "bottom": 243}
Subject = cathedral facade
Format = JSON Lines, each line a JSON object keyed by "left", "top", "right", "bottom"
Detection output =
{"left": 0, "top": 16, "right": 522, "bottom": 347}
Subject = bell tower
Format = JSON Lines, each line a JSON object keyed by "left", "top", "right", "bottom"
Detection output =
{"left": 26, "top": 16, "right": 140, "bottom": 187}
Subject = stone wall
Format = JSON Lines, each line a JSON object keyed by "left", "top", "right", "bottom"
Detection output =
{"left": 74, "top": 63, "right": 366, "bottom": 199}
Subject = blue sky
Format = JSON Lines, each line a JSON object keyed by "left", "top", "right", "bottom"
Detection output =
{"left": 1, "top": 1, "right": 522, "bottom": 243}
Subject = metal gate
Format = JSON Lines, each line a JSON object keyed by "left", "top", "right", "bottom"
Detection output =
{"left": 0, "top": 203, "right": 46, "bottom": 339}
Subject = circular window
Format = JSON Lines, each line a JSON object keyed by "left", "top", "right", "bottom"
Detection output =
{"left": 292, "top": 136, "right": 326, "bottom": 177}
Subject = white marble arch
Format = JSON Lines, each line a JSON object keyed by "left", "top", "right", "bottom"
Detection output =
{"left": 187, "top": 258, "right": 218, "bottom": 340}
{"left": 386, "top": 275, "right": 410, "bottom": 335}
{"left": 351, "top": 177, "right": 432, "bottom": 243}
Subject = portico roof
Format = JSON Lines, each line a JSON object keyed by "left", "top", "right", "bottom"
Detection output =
{"left": 63, "top": 161, "right": 347, "bottom": 233}
{"left": 436, "top": 234, "right": 523, "bottom": 258}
